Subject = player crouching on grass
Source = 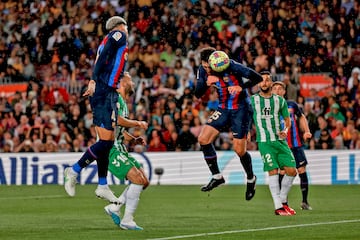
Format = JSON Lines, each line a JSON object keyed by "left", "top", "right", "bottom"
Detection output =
{"left": 104, "top": 72, "right": 149, "bottom": 230}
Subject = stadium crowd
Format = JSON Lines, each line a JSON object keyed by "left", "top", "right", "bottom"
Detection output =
{"left": 0, "top": 0, "right": 360, "bottom": 153}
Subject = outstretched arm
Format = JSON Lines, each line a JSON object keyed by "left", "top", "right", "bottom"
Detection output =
{"left": 230, "top": 60, "right": 263, "bottom": 88}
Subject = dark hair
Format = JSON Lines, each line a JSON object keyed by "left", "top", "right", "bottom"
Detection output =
{"left": 200, "top": 47, "right": 216, "bottom": 61}
{"left": 260, "top": 70, "right": 272, "bottom": 81}
{"left": 259, "top": 70, "right": 271, "bottom": 75}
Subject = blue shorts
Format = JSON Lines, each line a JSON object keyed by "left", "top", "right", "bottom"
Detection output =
{"left": 206, "top": 102, "right": 253, "bottom": 139}
{"left": 89, "top": 82, "right": 118, "bottom": 130}
{"left": 291, "top": 147, "right": 308, "bottom": 168}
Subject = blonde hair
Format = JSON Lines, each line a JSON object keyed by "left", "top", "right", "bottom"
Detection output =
{"left": 105, "top": 16, "right": 127, "bottom": 31}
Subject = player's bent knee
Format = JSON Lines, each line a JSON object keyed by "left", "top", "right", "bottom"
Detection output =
{"left": 142, "top": 177, "right": 150, "bottom": 189}
{"left": 234, "top": 149, "right": 246, "bottom": 157}
{"left": 286, "top": 168, "right": 297, "bottom": 177}
{"left": 198, "top": 135, "right": 210, "bottom": 145}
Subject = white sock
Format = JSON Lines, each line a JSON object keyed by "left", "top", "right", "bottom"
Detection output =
{"left": 280, "top": 175, "right": 295, "bottom": 203}
{"left": 106, "top": 185, "right": 130, "bottom": 213}
{"left": 268, "top": 174, "right": 282, "bottom": 209}
{"left": 118, "top": 185, "right": 129, "bottom": 204}
{"left": 122, "top": 184, "right": 143, "bottom": 223}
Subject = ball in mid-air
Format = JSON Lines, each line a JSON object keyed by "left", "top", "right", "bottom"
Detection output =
{"left": 208, "top": 51, "right": 230, "bottom": 72}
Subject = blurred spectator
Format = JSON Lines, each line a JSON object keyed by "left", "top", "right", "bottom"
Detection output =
{"left": 176, "top": 120, "right": 197, "bottom": 151}
{"left": 316, "top": 129, "right": 334, "bottom": 150}
{"left": 147, "top": 129, "right": 167, "bottom": 152}
{"left": 349, "top": 129, "right": 360, "bottom": 149}
{"left": 325, "top": 103, "right": 346, "bottom": 123}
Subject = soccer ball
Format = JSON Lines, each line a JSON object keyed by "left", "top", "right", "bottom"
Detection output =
{"left": 208, "top": 51, "right": 230, "bottom": 72}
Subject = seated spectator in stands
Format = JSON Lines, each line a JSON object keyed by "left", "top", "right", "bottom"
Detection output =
{"left": 33, "top": 139, "right": 45, "bottom": 152}
{"left": 325, "top": 103, "right": 346, "bottom": 123}
{"left": 1, "top": 111, "right": 18, "bottom": 131}
{"left": 2, "top": 131, "right": 14, "bottom": 152}
{"left": 45, "top": 139, "right": 58, "bottom": 152}
{"left": 330, "top": 120, "right": 351, "bottom": 143}
{"left": 161, "top": 121, "right": 177, "bottom": 151}
{"left": 147, "top": 129, "right": 167, "bottom": 152}
{"left": 15, "top": 139, "right": 34, "bottom": 153}
{"left": 348, "top": 129, "right": 360, "bottom": 149}
{"left": 181, "top": 98, "right": 199, "bottom": 119}
{"left": 14, "top": 115, "right": 31, "bottom": 142}
{"left": 40, "top": 103, "right": 56, "bottom": 120}
{"left": 316, "top": 129, "right": 333, "bottom": 149}
{"left": 176, "top": 120, "right": 197, "bottom": 151}
{"left": 190, "top": 116, "right": 203, "bottom": 138}
{"left": 2, "top": 142, "right": 12, "bottom": 153}
{"left": 333, "top": 136, "right": 347, "bottom": 150}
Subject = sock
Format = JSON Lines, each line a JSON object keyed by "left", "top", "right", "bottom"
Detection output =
{"left": 72, "top": 140, "right": 114, "bottom": 176}
{"left": 119, "top": 185, "right": 129, "bottom": 205}
{"left": 93, "top": 140, "right": 114, "bottom": 182}
{"left": 201, "top": 144, "right": 220, "bottom": 175}
{"left": 70, "top": 165, "right": 80, "bottom": 175}
{"left": 99, "top": 177, "right": 107, "bottom": 185}
{"left": 108, "top": 186, "right": 129, "bottom": 213}
{"left": 122, "top": 184, "right": 143, "bottom": 224}
{"left": 279, "top": 175, "right": 295, "bottom": 204}
{"left": 299, "top": 172, "right": 309, "bottom": 203}
{"left": 278, "top": 174, "right": 284, "bottom": 189}
{"left": 239, "top": 151, "right": 254, "bottom": 180}
{"left": 73, "top": 149, "right": 98, "bottom": 173}
{"left": 268, "top": 174, "right": 282, "bottom": 210}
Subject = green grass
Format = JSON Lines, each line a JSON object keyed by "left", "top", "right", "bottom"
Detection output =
{"left": 0, "top": 185, "right": 359, "bottom": 240}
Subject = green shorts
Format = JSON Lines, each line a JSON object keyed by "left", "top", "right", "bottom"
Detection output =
{"left": 108, "top": 146, "right": 142, "bottom": 180}
{"left": 258, "top": 140, "right": 295, "bottom": 172}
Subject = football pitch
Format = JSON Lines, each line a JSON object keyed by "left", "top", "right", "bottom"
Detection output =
{"left": 0, "top": 185, "right": 359, "bottom": 240}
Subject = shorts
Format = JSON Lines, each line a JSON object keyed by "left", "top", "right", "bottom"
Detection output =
{"left": 291, "top": 146, "right": 308, "bottom": 168}
{"left": 206, "top": 102, "right": 253, "bottom": 139}
{"left": 89, "top": 82, "right": 118, "bottom": 130}
{"left": 108, "top": 146, "right": 142, "bottom": 180}
{"left": 258, "top": 140, "right": 296, "bottom": 172}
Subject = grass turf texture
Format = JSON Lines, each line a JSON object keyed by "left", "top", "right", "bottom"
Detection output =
{"left": 0, "top": 185, "right": 359, "bottom": 240}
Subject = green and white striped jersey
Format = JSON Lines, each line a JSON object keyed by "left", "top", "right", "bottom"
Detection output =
{"left": 114, "top": 94, "right": 128, "bottom": 152}
{"left": 250, "top": 93, "right": 289, "bottom": 142}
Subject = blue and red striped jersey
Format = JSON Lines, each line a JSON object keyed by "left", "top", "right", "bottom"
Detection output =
{"left": 195, "top": 59, "right": 262, "bottom": 110}
{"left": 92, "top": 30, "right": 128, "bottom": 88}
{"left": 281, "top": 100, "right": 304, "bottom": 148}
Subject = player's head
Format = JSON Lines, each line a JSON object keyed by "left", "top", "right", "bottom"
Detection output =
{"left": 200, "top": 47, "right": 216, "bottom": 74}
{"left": 106, "top": 16, "right": 128, "bottom": 35}
{"left": 259, "top": 70, "right": 273, "bottom": 93}
{"left": 119, "top": 72, "right": 135, "bottom": 97}
{"left": 272, "top": 81, "right": 286, "bottom": 97}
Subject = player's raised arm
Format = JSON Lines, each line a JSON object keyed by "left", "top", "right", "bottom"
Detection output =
{"left": 229, "top": 60, "right": 263, "bottom": 88}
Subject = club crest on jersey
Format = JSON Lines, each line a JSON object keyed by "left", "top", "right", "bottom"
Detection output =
{"left": 112, "top": 32, "right": 122, "bottom": 41}
{"left": 223, "top": 76, "right": 229, "bottom": 82}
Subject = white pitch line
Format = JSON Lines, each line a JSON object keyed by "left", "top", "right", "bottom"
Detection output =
{"left": 147, "top": 219, "right": 360, "bottom": 240}
{"left": 0, "top": 195, "right": 64, "bottom": 200}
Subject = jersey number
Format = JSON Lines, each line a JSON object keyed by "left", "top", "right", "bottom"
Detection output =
{"left": 210, "top": 110, "right": 222, "bottom": 121}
